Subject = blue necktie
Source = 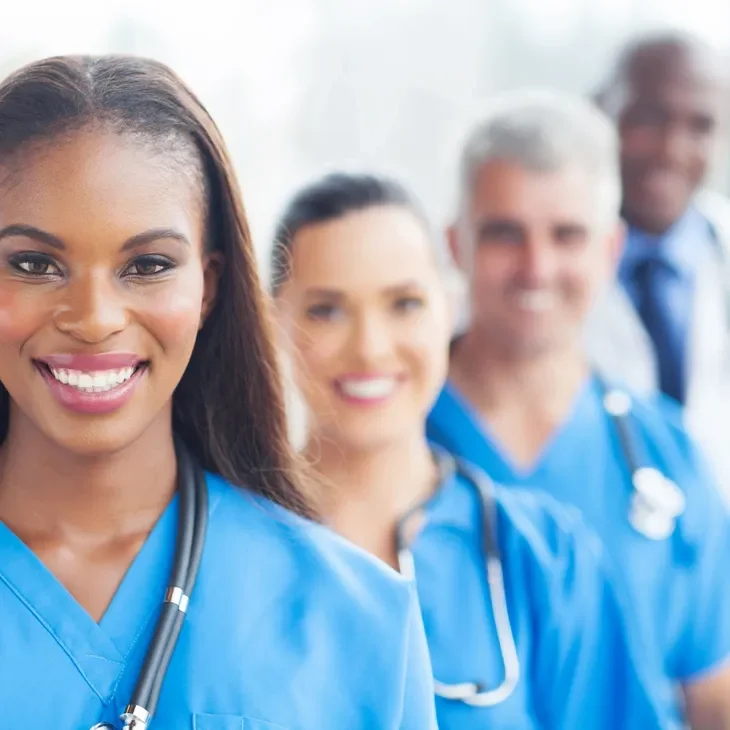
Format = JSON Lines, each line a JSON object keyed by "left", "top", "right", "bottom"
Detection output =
{"left": 632, "top": 258, "right": 687, "bottom": 404}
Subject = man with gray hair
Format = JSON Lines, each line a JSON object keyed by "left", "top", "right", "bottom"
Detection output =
{"left": 427, "top": 89, "right": 730, "bottom": 728}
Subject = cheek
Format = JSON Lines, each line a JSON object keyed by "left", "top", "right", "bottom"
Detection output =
{"left": 137, "top": 273, "right": 205, "bottom": 355}
{"left": 691, "top": 138, "right": 714, "bottom": 169}
{"left": 289, "top": 325, "right": 345, "bottom": 396}
{"left": 0, "top": 286, "right": 49, "bottom": 345}
{"left": 473, "top": 249, "right": 513, "bottom": 289}
{"left": 620, "top": 127, "right": 657, "bottom": 161}
{"left": 401, "top": 316, "right": 450, "bottom": 385}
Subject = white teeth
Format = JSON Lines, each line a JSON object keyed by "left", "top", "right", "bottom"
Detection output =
{"left": 339, "top": 378, "right": 397, "bottom": 400}
{"left": 514, "top": 291, "right": 555, "bottom": 312}
{"left": 48, "top": 366, "right": 137, "bottom": 393}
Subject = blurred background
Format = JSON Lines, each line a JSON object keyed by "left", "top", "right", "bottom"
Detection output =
{"left": 4, "top": 0, "right": 729, "bottom": 279}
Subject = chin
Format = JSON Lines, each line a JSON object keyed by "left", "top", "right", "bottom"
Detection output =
{"left": 25, "top": 402, "right": 171, "bottom": 459}
{"left": 336, "top": 422, "right": 412, "bottom": 453}
{"left": 506, "top": 336, "right": 561, "bottom": 359}
{"left": 40, "top": 422, "right": 145, "bottom": 457}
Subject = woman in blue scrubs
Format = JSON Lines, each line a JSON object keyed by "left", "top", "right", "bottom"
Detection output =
{"left": 0, "top": 57, "right": 436, "bottom": 730}
{"left": 271, "top": 172, "right": 675, "bottom": 729}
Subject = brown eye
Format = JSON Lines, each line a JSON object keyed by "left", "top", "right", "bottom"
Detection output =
{"left": 393, "top": 297, "right": 425, "bottom": 314}
{"left": 124, "top": 255, "right": 174, "bottom": 277}
{"left": 8, "top": 252, "right": 61, "bottom": 277}
{"left": 306, "top": 303, "right": 342, "bottom": 321}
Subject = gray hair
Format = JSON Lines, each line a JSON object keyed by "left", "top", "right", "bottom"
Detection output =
{"left": 457, "top": 89, "right": 622, "bottom": 226}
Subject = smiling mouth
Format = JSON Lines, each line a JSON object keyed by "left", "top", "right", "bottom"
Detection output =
{"left": 334, "top": 376, "right": 402, "bottom": 404}
{"left": 33, "top": 361, "right": 149, "bottom": 393}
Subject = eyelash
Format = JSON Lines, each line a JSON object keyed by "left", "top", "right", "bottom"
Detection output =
{"left": 123, "top": 255, "right": 176, "bottom": 278}
{"left": 6, "top": 252, "right": 177, "bottom": 280}
{"left": 306, "top": 297, "right": 425, "bottom": 321}
{"left": 306, "top": 303, "right": 339, "bottom": 321}
{"left": 394, "top": 296, "right": 425, "bottom": 313}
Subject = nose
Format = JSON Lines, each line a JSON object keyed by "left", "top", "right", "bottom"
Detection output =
{"left": 656, "top": 125, "right": 693, "bottom": 168}
{"left": 519, "top": 236, "right": 557, "bottom": 284}
{"left": 53, "top": 270, "right": 128, "bottom": 343}
{"left": 349, "top": 311, "right": 394, "bottom": 364}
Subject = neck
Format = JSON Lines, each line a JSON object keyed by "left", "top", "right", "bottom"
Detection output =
{"left": 450, "top": 332, "right": 589, "bottom": 466}
{"left": 0, "top": 406, "right": 177, "bottom": 540}
{"left": 452, "top": 333, "right": 588, "bottom": 413}
{"left": 307, "top": 431, "right": 437, "bottom": 568}
{"left": 621, "top": 203, "right": 681, "bottom": 237}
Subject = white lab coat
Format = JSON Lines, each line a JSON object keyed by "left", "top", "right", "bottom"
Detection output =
{"left": 585, "top": 190, "right": 730, "bottom": 503}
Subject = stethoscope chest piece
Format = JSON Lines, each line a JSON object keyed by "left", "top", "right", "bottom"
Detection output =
{"left": 629, "top": 466, "right": 686, "bottom": 540}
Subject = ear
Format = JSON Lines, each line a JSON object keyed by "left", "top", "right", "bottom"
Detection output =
{"left": 607, "top": 219, "right": 627, "bottom": 273}
{"left": 200, "top": 252, "right": 223, "bottom": 328}
{"left": 446, "top": 222, "right": 465, "bottom": 272}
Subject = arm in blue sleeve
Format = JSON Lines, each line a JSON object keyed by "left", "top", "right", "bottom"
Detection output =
{"left": 399, "top": 583, "right": 438, "bottom": 730}
{"left": 529, "top": 504, "right": 675, "bottom": 730}
{"left": 675, "top": 442, "right": 730, "bottom": 680}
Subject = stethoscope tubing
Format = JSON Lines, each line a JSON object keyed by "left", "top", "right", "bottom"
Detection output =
{"left": 396, "top": 451, "right": 520, "bottom": 707}
{"left": 117, "top": 438, "right": 208, "bottom": 730}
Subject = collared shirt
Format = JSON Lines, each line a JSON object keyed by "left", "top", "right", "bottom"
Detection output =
{"left": 618, "top": 206, "right": 716, "bottom": 404}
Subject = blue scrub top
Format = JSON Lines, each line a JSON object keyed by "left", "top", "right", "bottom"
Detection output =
{"left": 411, "top": 467, "right": 675, "bottom": 729}
{"left": 0, "top": 473, "right": 436, "bottom": 729}
{"left": 427, "top": 377, "right": 730, "bottom": 715}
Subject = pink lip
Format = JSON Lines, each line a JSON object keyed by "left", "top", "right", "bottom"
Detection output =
{"left": 38, "top": 352, "right": 144, "bottom": 370}
{"left": 35, "top": 361, "right": 147, "bottom": 415}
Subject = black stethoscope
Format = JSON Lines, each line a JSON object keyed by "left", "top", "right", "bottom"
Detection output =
{"left": 395, "top": 450, "right": 520, "bottom": 707}
{"left": 90, "top": 438, "right": 208, "bottom": 730}
{"left": 395, "top": 381, "right": 687, "bottom": 707}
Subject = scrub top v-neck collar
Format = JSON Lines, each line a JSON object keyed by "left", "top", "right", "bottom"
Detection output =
{"left": 440, "top": 378, "right": 595, "bottom": 481}
{"left": 0, "top": 494, "right": 177, "bottom": 704}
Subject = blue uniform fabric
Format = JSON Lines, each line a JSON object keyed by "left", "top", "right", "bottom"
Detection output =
{"left": 0, "top": 473, "right": 436, "bottom": 729}
{"left": 410, "top": 468, "right": 676, "bottom": 729}
{"left": 427, "top": 377, "right": 730, "bottom": 718}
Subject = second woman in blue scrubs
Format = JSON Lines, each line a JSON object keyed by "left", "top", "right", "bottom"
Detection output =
{"left": 271, "top": 172, "right": 674, "bottom": 729}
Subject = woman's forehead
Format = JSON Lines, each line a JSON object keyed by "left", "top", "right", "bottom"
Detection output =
{"left": 0, "top": 129, "right": 205, "bottom": 245}
{"left": 289, "top": 207, "right": 437, "bottom": 282}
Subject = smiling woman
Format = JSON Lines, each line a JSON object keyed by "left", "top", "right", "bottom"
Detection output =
{"left": 0, "top": 56, "right": 437, "bottom": 730}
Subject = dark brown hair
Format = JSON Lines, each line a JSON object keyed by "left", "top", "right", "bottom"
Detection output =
{"left": 270, "top": 172, "right": 431, "bottom": 296}
{"left": 0, "top": 55, "right": 314, "bottom": 518}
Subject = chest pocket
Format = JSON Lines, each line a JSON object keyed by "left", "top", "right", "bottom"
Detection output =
{"left": 193, "top": 715, "right": 289, "bottom": 730}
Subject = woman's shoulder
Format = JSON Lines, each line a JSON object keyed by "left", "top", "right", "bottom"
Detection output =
{"left": 204, "top": 472, "right": 415, "bottom": 626}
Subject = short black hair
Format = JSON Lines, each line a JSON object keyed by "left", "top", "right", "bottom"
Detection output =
{"left": 595, "top": 30, "right": 725, "bottom": 110}
{"left": 270, "top": 172, "right": 428, "bottom": 295}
